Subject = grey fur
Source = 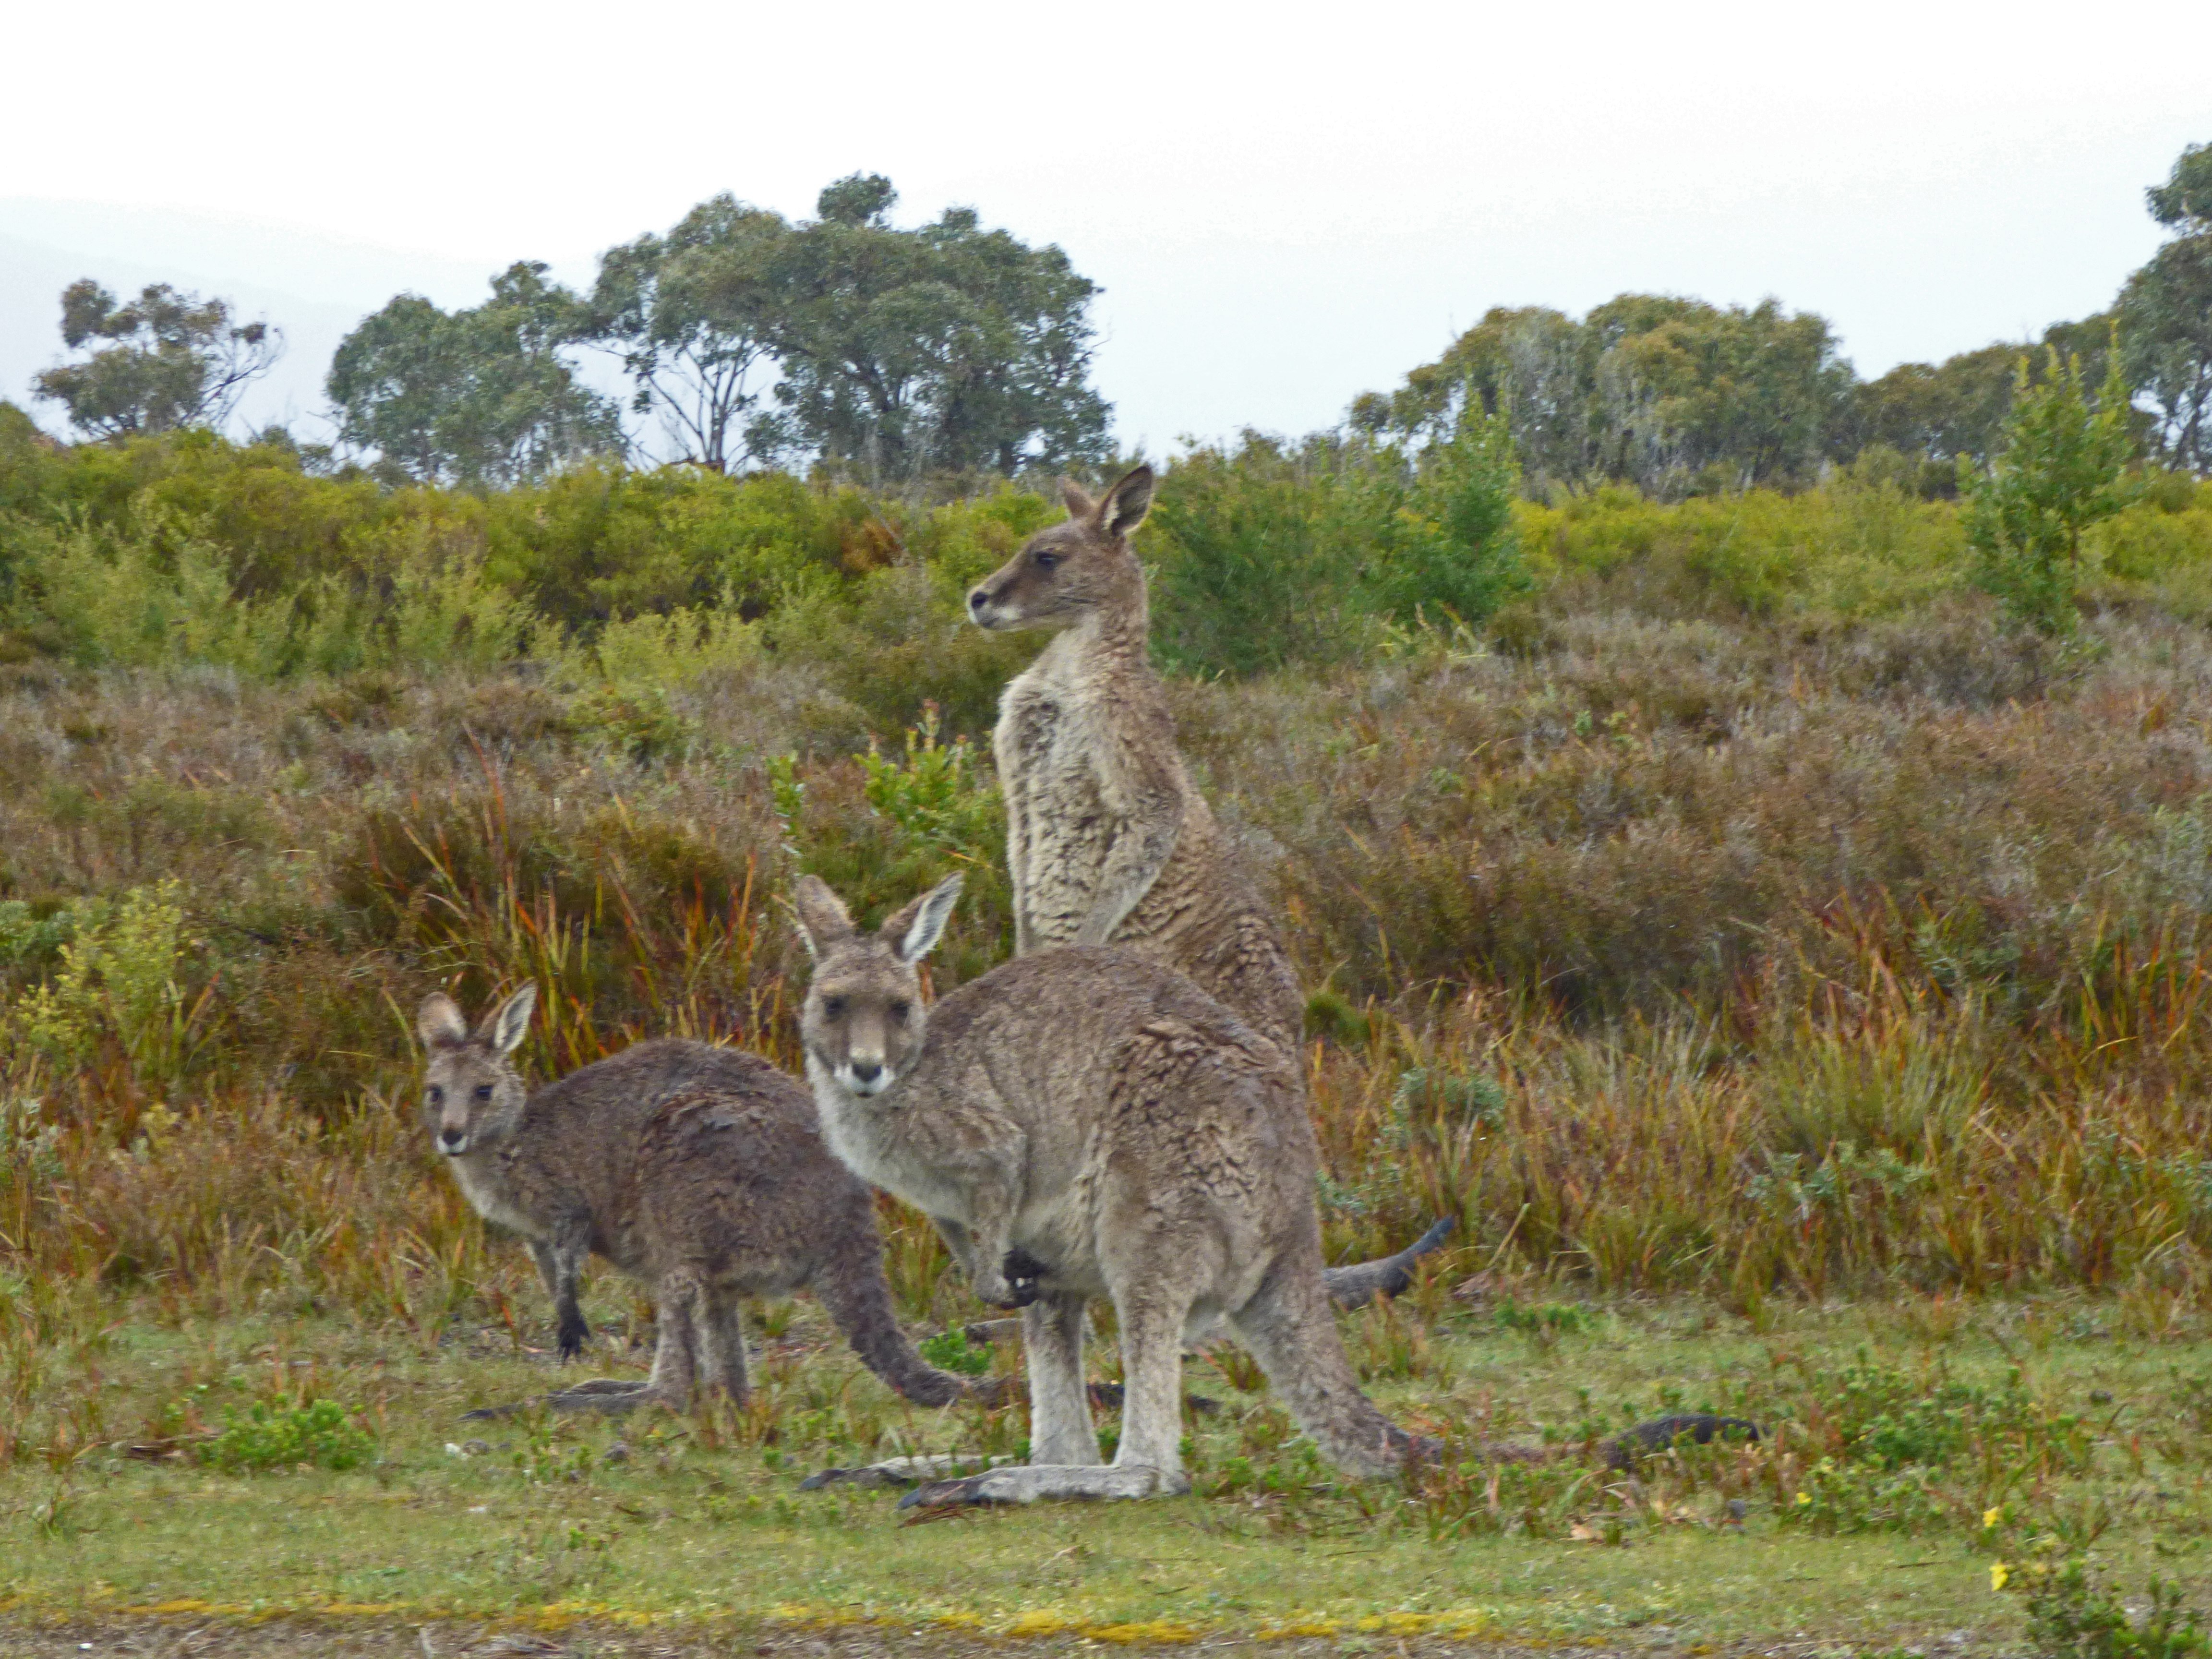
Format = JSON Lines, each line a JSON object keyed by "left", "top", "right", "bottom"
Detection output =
{"left": 793, "top": 873, "right": 1426, "bottom": 1501}
{"left": 412, "top": 990, "right": 987, "bottom": 1412}
{"left": 967, "top": 465, "right": 1304, "bottom": 1053}
{"left": 969, "top": 469, "right": 1444, "bottom": 1311}
{"left": 791, "top": 876, "right": 1759, "bottom": 1506}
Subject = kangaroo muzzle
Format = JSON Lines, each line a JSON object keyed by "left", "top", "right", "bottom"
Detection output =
{"left": 968, "top": 584, "right": 1010, "bottom": 628}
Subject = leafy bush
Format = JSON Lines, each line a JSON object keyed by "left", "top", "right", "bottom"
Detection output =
{"left": 1968, "top": 348, "right": 2136, "bottom": 635}
{"left": 2002, "top": 1557, "right": 2209, "bottom": 1659}
{"left": 203, "top": 1398, "right": 376, "bottom": 1473}
{"left": 917, "top": 1329, "right": 993, "bottom": 1377}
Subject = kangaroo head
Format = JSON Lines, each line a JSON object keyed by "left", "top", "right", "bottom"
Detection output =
{"left": 793, "top": 872, "right": 962, "bottom": 1098}
{"left": 967, "top": 465, "right": 1154, "bottom": 633}
{"left": 413, "top": 985, "right": 536, "bottom": 1157}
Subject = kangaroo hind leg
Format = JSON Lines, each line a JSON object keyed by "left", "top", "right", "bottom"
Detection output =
{"left": 900, "top": 1269, "right": 1195, "bottom": 1508}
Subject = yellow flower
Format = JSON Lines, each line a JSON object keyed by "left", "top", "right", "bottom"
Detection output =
{"left": 1984, "top": 1507, "right": 2003, "bottom": 1530}
{"left": 1992, "top": 1563, "right": 2011, "bottom": 1592}
{"left": 1795, "top": 1492, "right": 1811, "bottom": 1505}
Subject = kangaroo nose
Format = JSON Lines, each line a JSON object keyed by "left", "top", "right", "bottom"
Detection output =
{"left": 850, "top": 1061, "right": 881, "bottom": 1084}
{"left": 439, "top": 1128, "right": 465, "bottom": 1151}
{"left": 967, "top": 587, "right": 989, "bottom": 614}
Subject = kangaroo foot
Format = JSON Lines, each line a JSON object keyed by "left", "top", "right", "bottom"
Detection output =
{"left": 897, "top": 1464, "right": 1182, "bottom": 1508}
{"left": 800, "top": 1453, "right": 1013, "bottom": 1492}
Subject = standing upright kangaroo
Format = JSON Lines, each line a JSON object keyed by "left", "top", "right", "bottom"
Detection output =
{"left": 413, "top": 987, "right": 986, "bottom": 1412}
{"left": 968, "top": 465, "right": 1303, "bottom": 1053}
{"left": 791, "top": 873, "right": 1755, "bottom": 1507}
{"left": 969, "top": 466, "right": 1451, "bottom": 1305}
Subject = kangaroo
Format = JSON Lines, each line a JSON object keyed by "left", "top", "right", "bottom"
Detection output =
{"left": 790, "top": 873, "right": 1753, "bottom": 1507}
{"left": 413, "top": 986, "right": 987, "bottom": 1412}
{"left": 969, "top": 466, "right": 1452, "bottom": 1309}
{"left": 967, "top": 465, "right": 1304, "bottom": 1054}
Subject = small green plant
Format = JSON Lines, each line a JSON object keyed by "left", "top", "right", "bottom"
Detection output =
{"left": 1966, "top": 343, "right": 2136, "bottom": 635}
{"left": 569, "top": 683, "right": 699, "bottom": 763}
{"left": 1778, "top": 1455, "right": 1948, "bottom": 1536}
{"left": 1390, "top": 1066, "right": 1508, "bottom": 1141}
{"left": 858, "top": 703, "right": 998, "bottom": 857}
{"left": 202, "top": 1398, "right": 375, "bottom": 1473}
{"left": 8, "top": 880, "right": 204, "bottom": 1088}
{"left": 1999, "top": 1555, "right": 2209, "bottom": 1659}
{"left": 1493, "top": 1298, "right": 1597, "bottom": 1340}
{"left": 918, "top": 1329, "right": 993, "bottom": 1377}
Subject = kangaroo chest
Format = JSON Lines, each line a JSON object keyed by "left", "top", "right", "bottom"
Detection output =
{"left": 998, "top": 670, "right": 1125, "bottom": 942}
{"left": 448, "top": 1152, "right": 547, "bottom": 1241}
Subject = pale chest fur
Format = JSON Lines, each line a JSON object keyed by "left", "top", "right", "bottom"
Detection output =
{"left": 446, "top": 1151, "right": 546, "bottom": 1240}
{"left": 996, "top": 653, "right": 1126, "bottom": 943}
{"left": 806, "top": 1058, "right": 979, "bottom": 1226}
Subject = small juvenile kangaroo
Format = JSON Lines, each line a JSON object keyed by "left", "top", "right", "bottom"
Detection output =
{"left": 413, "top": 987, "right": 986, "bottom": 1412}
{"left": 968, "top": 465, "right": 1303, "bottom": 1054}
{"left": 791, "top": 873, "right": 1753, "bottom": 1506}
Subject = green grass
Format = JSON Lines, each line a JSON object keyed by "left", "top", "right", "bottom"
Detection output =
{"left": 6, "top": 1287, "right": 2212, "bottom": 1649}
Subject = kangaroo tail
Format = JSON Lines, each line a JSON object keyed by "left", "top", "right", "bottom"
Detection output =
{"left": 813, "top": 1208, "right": 993, "bottom": 1410}
{"left": 1599, "top": 1412, "right": 1761, "bottom": 1468}
{"left": 1228, "top": 1255, "right": 1429, "bottom": 1478}
{"left": 1322, "top": 1216, "right": 1455, "bottom": 1310}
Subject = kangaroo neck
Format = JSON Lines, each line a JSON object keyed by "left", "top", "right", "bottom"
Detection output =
{"left": 1049, "top": 589, "right": 1149, "bottom": 674}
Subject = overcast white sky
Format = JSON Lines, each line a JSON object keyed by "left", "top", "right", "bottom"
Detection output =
{"left": 2, "top": 0, "right": 2208, "bottom": 455}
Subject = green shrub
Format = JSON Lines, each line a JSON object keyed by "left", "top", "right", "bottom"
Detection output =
{"left": 2004, "top": 1557, "right": 2209, "bottom": 1659}
{"left": 203, "top": 1397, "right": 376, "bottom": 1473}
{"left": 917, "top": 1329, "right": 993, "bottom": 1376}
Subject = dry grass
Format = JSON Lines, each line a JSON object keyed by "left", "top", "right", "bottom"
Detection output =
{"left": 9, "top": 573, "right": 2212, "bottom": 1354}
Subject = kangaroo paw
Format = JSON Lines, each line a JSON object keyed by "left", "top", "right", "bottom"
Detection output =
{"left": 992, "top": 1247, "right": 1049, "bottom": 1309}
{"left": 556, "top": 1311, "right": 591, "bottom": 1361}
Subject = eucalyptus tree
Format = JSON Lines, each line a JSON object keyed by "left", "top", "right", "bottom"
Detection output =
{"left": 741, "top": 174, "right": 1110, "bottom": 482}
{"left": 32, "top": 280, "right": 282, "bottom": 441}
{"left": 2119, "top": 143, "right": 2212, "bottom": 474}
{"left": 589, "top": 194, "right": 789, "bottom": 471}
{"left": 327, "top": 262, "right": 622, "bottom": 488}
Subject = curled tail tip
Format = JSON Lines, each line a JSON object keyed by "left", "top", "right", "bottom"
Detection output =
{"left": 1605, "top": 1413, "right": 1762, "bottom": 1467}
{"left": 1408, "top": 1215, "right": 1455, "bottom": 1256}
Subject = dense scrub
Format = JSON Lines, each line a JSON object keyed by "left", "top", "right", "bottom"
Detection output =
{"left": 6, "top": 420, "right": 2212, "bottom": 1358}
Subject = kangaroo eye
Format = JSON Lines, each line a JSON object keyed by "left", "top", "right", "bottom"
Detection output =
{"left": 473, "top": 1083, "right": 493, "bottom": 1101}
{"left": 1033, "top": 551, "right": 1059, "bottom": 571}
{"left": 426, "top": 1085, "right": 444, "bottom": 1106}
{"left": 890, "top": 1001, "right": 911, "bottom": 1021}
{"left": 823, "top": 997, "right": 846, "bottom": 1019}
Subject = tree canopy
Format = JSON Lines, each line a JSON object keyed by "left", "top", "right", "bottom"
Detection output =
{"left": 2119, "top": 143, "right": 2212, "bottom": 475}
{"left": 587, "top": 195, "right": 788, "bottom": 473}
{"left": 739, "top": 174, "right": 1111, "bottom": 482}
{"left": 32, "top": 280, "right": 282, "bottom": 442}
{"left": 1356, "top": 295, "right": 1852, "bottom": 497}
{"left": 326, "top": 263, "right": 623, "bottom": 489}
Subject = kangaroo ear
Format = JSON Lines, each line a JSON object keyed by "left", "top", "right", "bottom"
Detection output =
{"left": 1060, "top": 478, "right": 1096, "bottom": 520}
{"left": 484, "top": 984, "right": 538, "bottom": 1056}
{"left": 1098, "top": 465, "right": 1154, "bottom": 540}
{"left": 792, "top": 875, "right": 855, "bottom": 960}
{"left": 883, "top": 872, "right": 963, "bottom": 962}
{"left": 417, "top": 993, "right": 469, "bottom": 1051}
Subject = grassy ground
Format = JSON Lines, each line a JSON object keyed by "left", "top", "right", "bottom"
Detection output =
{"left": 11, "top": 448, "right": 2212, "bottom": 1652}
{"left": 4, "top": 1283, "right": 2209, "bottom": 1654}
